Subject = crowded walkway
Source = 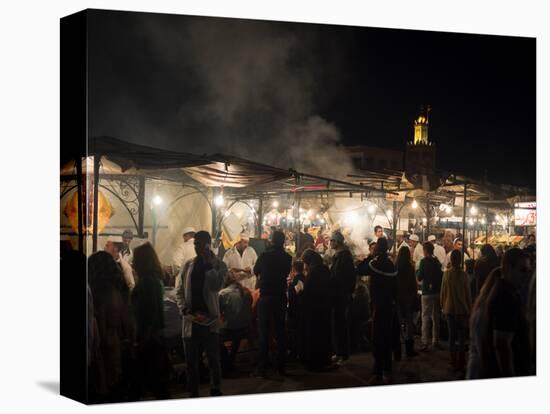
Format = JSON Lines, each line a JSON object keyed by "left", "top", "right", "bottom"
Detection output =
{"left": 68, "top": 226, "right": 536, "bottom": 402}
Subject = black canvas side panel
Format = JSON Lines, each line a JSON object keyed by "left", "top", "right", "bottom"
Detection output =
{"left": 60, "top": 9, "right": 88, "bottom": 404}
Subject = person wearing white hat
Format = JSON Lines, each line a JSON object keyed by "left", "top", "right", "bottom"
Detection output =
{"left": 104, "top": 235, "right": 135, "bottom": 290}
{"left": 223, "top": 232, "right": 258, "bottom": 290}
{"left": 174, "top": 227, "right": 197, "bottom": 291}
{"left": 408, "top": 234, "right": 424, "bottom": 269}
{"left": 121, "top": 229, "right": 134, "bottom": 265}
{"left": 391, "top": 230, "right": 409, "bottom": 254}
{"left": 428, "top": 234, "right": 447, "bottom": 270}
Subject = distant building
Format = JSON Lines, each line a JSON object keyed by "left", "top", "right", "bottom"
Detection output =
{"left": 345, "top": 105, "right": 442, "bottom": 193}
{"left": 347, "top": 145, "right": 403, "bottom": 172}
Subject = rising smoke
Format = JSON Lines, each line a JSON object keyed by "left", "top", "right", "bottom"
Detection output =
{"left": 88, "top": 12, "right": 354, "bottom": 179}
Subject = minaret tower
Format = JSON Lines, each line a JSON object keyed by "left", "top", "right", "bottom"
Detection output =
{"left": 413, "top": 105, "right": 430, "bottom": 145}
{"left": 405, "top": 105, "right": 438, "bottom": 190}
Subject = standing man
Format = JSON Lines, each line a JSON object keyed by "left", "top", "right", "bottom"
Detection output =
{"left": 416, "top": 242, "right": 444, "bottom": 351}
{"left": 175, "top": 227, "right": 197, "bottom": 291}
{"left": 253, "top": 230, "right": 292, "bottom": 378}
{"left": 297, "top": 226, "right": 315, "bottom": 258}
{"left": 374, "top": 225, "right": 385, "bottom": 240}
{"left": 223, "top": 232, "right": 258, "bottom": 291}
{"left": 444, "top": 238, "right": 469, "bottom": 269}
{"left": 121, "top": 229, "right": 134, "bottom": 265}
{"left": 176, "top": 231, "right": 227, "bottom": 398}
{"left": 409, "top": 234, "right": 424, "bottom": 269}
{"left": 366, "top": 237, "right": 398, "bottom": 385}
{"left": 391, "top": 230, "right": 408, "bottom": 255}
{"left": 428, "top": 234, "right": 446, "bottom": 270}
{"left": 328, "top": 230, "right": 356, "bottom": 366}
{"left": 104, "top": 235, "right": 135, "bottom": 290}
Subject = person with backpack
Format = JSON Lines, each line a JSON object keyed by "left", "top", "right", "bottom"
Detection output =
{"left": 416, "top": 242, "right": 444, "bottom": 351}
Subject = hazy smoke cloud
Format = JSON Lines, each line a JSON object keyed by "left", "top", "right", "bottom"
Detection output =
{"left": 89, "top": 12, "right": 353, "bottom": 179}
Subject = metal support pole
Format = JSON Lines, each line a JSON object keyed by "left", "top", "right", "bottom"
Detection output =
{"left": 426, "top": 195, "right": 431, "bottom": 238}
{"left": 295, "top": 196, "right": 301, "bottom": 256}
{"left": 75, "top": 158, "right": 84, "bottom": 253}
{"left": 138, "top": 176, "right": 145, "bottom": 238}
{"left": 392, "top": 200, "right": 398, "bottom": 253}
{"left": 295, "top": 176, "right": 301, "bottom": 256}
{"left": 92, "top": 155, "right": 100, "bottom": 253}
{"left": 485, "top": 205, "right": 489, "bottom": 244}
{"left": 152, "top": 205, "right": 157, "bottom": 248}
{"left": 461, "top": 183, "right": 467, "bottom": 268}
{"left": 211, "top": 188, "right": 218, "bottom": 238}
{"left": 257, "top": 197, "right": 263, "bottom": 238}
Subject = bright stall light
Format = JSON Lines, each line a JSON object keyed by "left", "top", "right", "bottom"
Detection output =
{"left": 481, "top": 218, "right": 486, "bottom": 225}
{"left": 411, "top": 199, "right": 418, "bottom": 209}
{"left": 214, "top": 194, "right": 224, "bottom": 207}
{"left": 468, "top": 218, "right": 474, "bottom": 225}
{"left": 386, "top": 209, "right": 393, "bottom": 217}
{"left": 320, "top": 219, "right": 326, "bottom": 224}
{"left": 316, "top": 213, "right": 321, "bottom": 219}
{"left": 445, "top": 205, "right": 453, "bottom": 214}
{"left": 152, "top": 195, "right": 163, "bottom": 206}
{"left": 470, "top": 205, "right": 478, "bottom": 215}
{"left": 272, "top": 200, "right": 279, "bottom": 208}
{"left": 368, "top": 204, "right": 376, "bottom": 214}
{"left": 345, "top": 211, "right": 359, "bottom": 225}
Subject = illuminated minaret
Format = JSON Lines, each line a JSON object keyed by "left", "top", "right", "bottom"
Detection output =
{"left": 413, "top": 105, "right": 430, "bottom": 145}
{"left": 405, "top": 105, "right": 437, "bottom": 189}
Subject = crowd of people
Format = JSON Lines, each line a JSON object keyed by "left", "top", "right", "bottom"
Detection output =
{"left": 63, "top": 224, "right": 536, "bottom": 402}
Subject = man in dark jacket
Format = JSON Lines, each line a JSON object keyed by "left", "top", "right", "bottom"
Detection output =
{"left": 367, "top": 237, "right": 398, "bottom": 385}
{"left": 253, "top": 230, "right": 292, "bottom": 377}
{"left": 329, "top": 230, "right": 356, "bottom": 365}
{"left": 416, "top": 242, "right": 444, "bottom": 351}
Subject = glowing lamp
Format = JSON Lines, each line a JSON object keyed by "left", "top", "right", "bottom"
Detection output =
{"left": 214, "top": 194, "right": 224, "bottom": 207}
{"left": 153, "top": 195, "right": 163, "bottom": 206}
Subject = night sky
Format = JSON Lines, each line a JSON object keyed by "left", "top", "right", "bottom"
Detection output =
{"left": 88, "top": 9, "right": 535, "bottom": 188}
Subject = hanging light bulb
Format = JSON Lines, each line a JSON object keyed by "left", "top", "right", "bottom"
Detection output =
{"left": 412, "top": 199, "right": 418, "bottom": 209}
{"left": 368, "top": 204, "right": 376, "bottom": 214}
{"left": 470, "top": 205, "right": 478, "bottom": 215}
{"left": 214, "top": 194, "right": 224, "bottom": 207}
{"left": 152, "top": 195, "right": 163, "bottom": 206}
{"left": 272, "top": 200, "right": 279, "bottom": 208}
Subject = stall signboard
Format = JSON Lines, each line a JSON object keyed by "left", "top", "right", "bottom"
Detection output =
{"left": 514, "top": 202, "right": 536, "bottom": 226}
